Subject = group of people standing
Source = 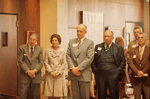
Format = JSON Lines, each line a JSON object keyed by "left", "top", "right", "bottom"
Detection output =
{"left": 18, "top": 24, "right": 149, "bottom": 99}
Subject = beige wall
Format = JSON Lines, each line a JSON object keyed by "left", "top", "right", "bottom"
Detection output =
{"left": 40, "top": 0, "right": 147, "bottom": 98}
{"left": 40, "top": 0, "right": 57, "bottom": 98}
{"left": 144, "top": 0, "right": 149, "bottom": 39}
{"left": 68, "top": 0, "right": 144, "bottom": 28}
{"left": 40, "top": 0, "right": 68, "bottom": 98}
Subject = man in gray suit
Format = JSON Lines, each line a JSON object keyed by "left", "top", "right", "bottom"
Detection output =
{"left": 18, "top": 33, "right": 43, "bottom": 99}
{"left": 66, "top": 24, "right": 94, "bottom": 99}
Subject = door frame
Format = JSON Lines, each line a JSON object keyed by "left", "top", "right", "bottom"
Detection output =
{"left": 0, "top": 13, "right": 19, "bottom": 98}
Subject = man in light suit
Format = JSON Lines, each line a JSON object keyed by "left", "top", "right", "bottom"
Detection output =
{"left": 66, "top": 24, "right": 94, "bottom": 99}
{"left": 128, "top": 26, "right": 149, "bottom": 51}
{"left": 91, "top": 30, "right": 126, "bottom": 99}
{"left": 18, "top": 33, "right": 43, "bottom": 99}
{"left": 128, "top": 32, "right": 150, "bottom": 99}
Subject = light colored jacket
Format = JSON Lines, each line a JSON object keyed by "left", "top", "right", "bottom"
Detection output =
{"left": 18, "top": 44, "right": 43, "bottom": 84}
{"left": 66, "top": 38, "right": 94, "bottom": 81}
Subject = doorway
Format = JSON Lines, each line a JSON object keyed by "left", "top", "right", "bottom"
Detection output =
{"left": 0, "top": 14, "right": 18, "bottom": 98}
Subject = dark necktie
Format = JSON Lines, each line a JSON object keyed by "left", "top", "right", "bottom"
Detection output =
{"left": 30, "top": 47, "right": 33, "bottom": 58}
{"left": 106, "top": 45, "right": 109, "bottom": 51}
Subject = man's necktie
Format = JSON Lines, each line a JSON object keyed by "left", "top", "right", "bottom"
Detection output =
{"left": 77, "top": 40, "right": 81, "bottom": 49}
{"left": 139, "top": 47, "right": 143, "bottom": 60}
{"left": 30, "top": 47, "right": 33, "bottom": 58}
{"left": 106, "top": 45, "right": 109, "bottom": 51}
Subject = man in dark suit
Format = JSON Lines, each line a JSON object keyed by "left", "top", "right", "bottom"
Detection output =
{"left": 18, "top": 33, "right": 43, "bottom": 99}
{"left": 91, "top": 30, "right": 126, "bottom": 99}
{"left": 128, "top": 32, "right": 150, "bottom": 99}
{"left": 66, "top": 24, "right": 94, "bottom": 99}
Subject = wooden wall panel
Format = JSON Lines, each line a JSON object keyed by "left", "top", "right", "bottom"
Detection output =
{"left": 0, "top": 0, "right": 40, "bottom": 46}
{"left": 18, "top": 0, "right": 40, "bottom": 46}
{"left": 0, "top": 0, "right": 40, "bottom": 98}
{"left": 0, "top": 0, "right": 18, "bottom": 14}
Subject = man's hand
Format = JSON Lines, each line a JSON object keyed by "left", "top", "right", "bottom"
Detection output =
{"left": 71, "top": 67, "right": 81, "bottom": 76}
{"left": 27, "top": 70, "right": 35, "bottom": 78}
{"left": 137, "top": 71, "right": 143, "bottom": 78}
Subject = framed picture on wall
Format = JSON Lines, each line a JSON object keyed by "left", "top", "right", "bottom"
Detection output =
{"left": 26, "top": 31, "right": 37, "bottom": 44}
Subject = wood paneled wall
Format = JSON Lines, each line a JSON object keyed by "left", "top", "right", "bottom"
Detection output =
{"left": 18, "top": 0, "right": 40, "bottom": 46}
{"left": 0, "top": 0, "right": 40, "bottom": 46}
{"left": 0, "top": 0, "right": 40, "bottom": 98}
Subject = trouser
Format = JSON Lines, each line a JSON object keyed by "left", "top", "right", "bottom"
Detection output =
{"left": 71, "top": 80, "right": 90, "bottom": 99}
{"left": 95, "top": 68, "right": 119, "bottom": 99}
{"left": 19, "top": 80, "right": 40, "bottom": 99}
{"left": 133, "top": 81, "right": 150, "bottom": 99}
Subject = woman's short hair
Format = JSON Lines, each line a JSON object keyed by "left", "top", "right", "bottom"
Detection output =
{"left": 50, "top": 34, "right": 61, "bottom": 44}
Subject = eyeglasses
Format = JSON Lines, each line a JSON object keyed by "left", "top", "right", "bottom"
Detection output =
{"left": 104, "top": 36, "right": 113, "bottom": 38}
{"left": 29, "top": 38, "right": 37, "bottom": 42}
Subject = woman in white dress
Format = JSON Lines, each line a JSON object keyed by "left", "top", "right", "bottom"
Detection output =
{"left": 43, "top": 34, "right": 67, "bottom": 99}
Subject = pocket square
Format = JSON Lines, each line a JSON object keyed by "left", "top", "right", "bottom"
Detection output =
{"left": 97, "top": 47, "right": 102, "bottom": 51}
{"left": 95, "top": 51, "right": 98, "bottom": 54}
{"left": 133, "top": 55, "right": 136, "bottom": 58}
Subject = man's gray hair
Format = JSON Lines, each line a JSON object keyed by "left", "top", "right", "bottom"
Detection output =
{"left": 28, "top": 32, "right": 38, "bottom": 39}
{"left": 139, "top": 32, "right": 147, "bottom": 39}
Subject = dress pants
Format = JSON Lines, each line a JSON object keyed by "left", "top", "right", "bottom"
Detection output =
{"left": 95, "top": 68, "right": 119, "bottom": 99}
{"left": 71, "top": 80, "right": 90, "bottom": 99}
{"left": 133, "top": 81, "right": 150, "bottom": 99}
{"left": 19, "top": 80, "right": 40, "bottom": 99}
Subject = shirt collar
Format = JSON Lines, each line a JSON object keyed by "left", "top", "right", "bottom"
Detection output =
{"left": 78, "top": 37, "right": 85, "bottom": 43}
{"left": 139, "top": 45, "right": 145, "bottom": 50}
{"left": 104, "top": 42, "right": 112, "bottom": 48}
{"left": 28, "top": 44, "right": 35, "bottom": 51}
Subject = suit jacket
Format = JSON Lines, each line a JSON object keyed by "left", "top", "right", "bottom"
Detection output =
{"left": 66, "top": 38, "right": 94, "bottom": 81}
{"left": 128, "top": 39, "right": 149, "bottom": 51}
{"left": 128, "top": 46, "right": 150, "bottom": 86}
{"left": 91, "top": 42, "right": 126, "bottom": 74}
{"left": 18, "top": 44, "right": 43, "bottom": 84}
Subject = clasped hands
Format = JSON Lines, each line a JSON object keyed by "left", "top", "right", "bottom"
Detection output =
{"left": 71, "top": 67, "right": 81, "bottom": 76}
{"left": 27, "top": 69, "right": 37, "bottom": 78}
{"left": 50, "top": 71, "right": 60, "bottom": 78}
{"left": 137, "top": 71, "right": 143, "bottom": 78}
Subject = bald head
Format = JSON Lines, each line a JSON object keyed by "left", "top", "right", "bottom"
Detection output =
{"left": 104, "top": 30, "right": 114, "bottom": 45}
{"left": 76, "top": 24, "right": 87, "bottom": 39}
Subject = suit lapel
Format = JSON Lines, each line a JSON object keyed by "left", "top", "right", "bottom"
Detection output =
{"left": 140, "top": 46, "right": 148, "bottom": 61}
{"left": 32, "top": 45, "right": 38, "bottom": 60}
{"left": 136, "top": 47, "right": 140, "bottom": 61}
{"left": 74, "top": 38, "right": 88, "bottom": 57}
{"left": 24, "top": 44, "right": 32, "bottom": 62}
{"left": 97, "top": 43, "right": 104, "bottom": 59}
{"left": 72, "top": 38, "right": 79, "bottom": 57}
{"left": 111, "top": 43, "right": 119, "bottom": 66}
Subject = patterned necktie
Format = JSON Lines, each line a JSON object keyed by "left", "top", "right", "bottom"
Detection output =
{"left": 30, "top": 47, "right": 33, "bottom": 58}
{"left": 77, "top": 39, "right": 81, "bottom": 49}
{"left": 139, "top": 47, "right": 143, "bottom": 60}
{"left": 106, "top": 45, "right": 109, "bottom": 51}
